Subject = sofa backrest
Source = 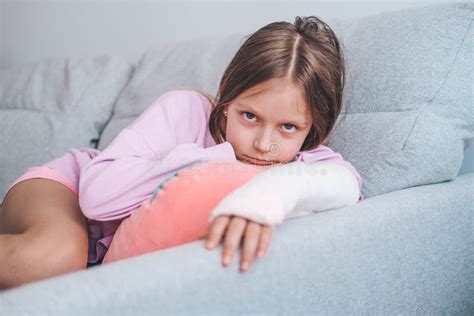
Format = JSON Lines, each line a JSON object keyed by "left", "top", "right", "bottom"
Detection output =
{"left": 0, "top": 56, "right": 133, "bottom": 198}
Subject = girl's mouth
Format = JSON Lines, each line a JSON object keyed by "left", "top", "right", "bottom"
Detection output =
{"left": 244, "top": 155, "right": 274, "bottom": 165}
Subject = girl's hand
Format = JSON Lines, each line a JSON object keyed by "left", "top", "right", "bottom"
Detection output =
{"left": 204, "top": 215, "right": 273, "bottom": 273}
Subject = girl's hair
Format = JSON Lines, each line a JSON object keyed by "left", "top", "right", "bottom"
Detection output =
{"left": 185, "top": 15, "right": 346, "bottom": 150}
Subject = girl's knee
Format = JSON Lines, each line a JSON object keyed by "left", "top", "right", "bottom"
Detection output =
{"left": 3, "top": 229, "right": 88, "bottom": 288}
{"left": 26, "top": 228, "right": 89, "bottom": 272}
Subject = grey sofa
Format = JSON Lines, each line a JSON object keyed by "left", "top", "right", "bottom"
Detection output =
{"left": 1, "top": 2, "right": 473, "bottom": 314}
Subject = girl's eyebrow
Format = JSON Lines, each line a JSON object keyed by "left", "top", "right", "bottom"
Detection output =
{"left": 236, "top": 102, "right": 309, "bottom": 126}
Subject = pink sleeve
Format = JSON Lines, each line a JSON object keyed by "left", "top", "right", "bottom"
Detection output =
{"left": 78, "top": 90, "right": 236, "bottom": 221}
{"left": 294, "top": 145, "right": 364, "bottom": 201}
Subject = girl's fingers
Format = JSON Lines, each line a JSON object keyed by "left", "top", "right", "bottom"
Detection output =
{"left": 222, "top": 216, "right": 247, "bottom": 267}
{"left": 205, "top": 215, "right": 274, "bottom": 273}
{"left": 205, "top": 215, "right": 230, "bottom": 249}
{"left": 240, "top": 221, "right": 262, "bottom": 272}
{"left": 257, "top": 225, "right": 273, "bottom": 258}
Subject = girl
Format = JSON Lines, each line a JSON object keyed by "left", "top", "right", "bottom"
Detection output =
{"left": 0, "top": 16, "right": 362, "bottom": 290}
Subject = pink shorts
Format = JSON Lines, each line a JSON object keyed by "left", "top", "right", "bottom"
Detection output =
{"left": 6, "top": 166, "right": 78, "bottom": 197}
{"left": 3, "top": 149, "right": 122, "bottom": 268}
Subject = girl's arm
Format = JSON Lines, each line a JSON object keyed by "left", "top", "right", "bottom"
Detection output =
{"left": 208, "top": 160, "right": 361, "bottom": 227}
{"left": 293, "top": 144, "right": 363, "bottom": 194}
{"left": 79, "top": 90, "right": 236, "bottom": 221}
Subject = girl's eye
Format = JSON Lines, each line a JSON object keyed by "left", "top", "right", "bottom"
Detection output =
{"left": 241, "top": 111, "right": 298, "bottom": 134}
{"left": 242, "top": 111, "right": 257, "bottom": 122}
{"left": 282, "top": 123, "right": 298, "bottom": 133}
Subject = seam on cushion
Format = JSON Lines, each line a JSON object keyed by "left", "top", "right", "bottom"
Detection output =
{"left": 0, "top": 107, "right": 58, "bottom": 114}
{"left": 128, "top": 47, "right": 174, "bottom": 90}
{"left": 98, "top": 114, "right": 138, "bottom": 122}
{"left": 20, "top": 63, "right": 38, "bottom": 107}
{"left": 99, "top": 63, "right": 135, "bottom": 125}
{"left": 71, "top": 58, "right": 109, "bottom": 111}
{"left": 401, "top": 17, "right": 472, "bottom": 151}
{"left": 116, "top": 114, "right": 156, "bottom": 120}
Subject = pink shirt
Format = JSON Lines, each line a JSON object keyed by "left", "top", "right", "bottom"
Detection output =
{"left": 43, "top": 89, "right": 363, "bottom": 263}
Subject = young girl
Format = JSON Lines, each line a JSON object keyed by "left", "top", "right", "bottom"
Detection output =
{"left": 0, "top": 16, "right": 362, "bottom": 290}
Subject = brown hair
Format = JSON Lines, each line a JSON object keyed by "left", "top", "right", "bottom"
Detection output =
{"left": 190, "top": 16, "right": 346, "bottom": 150}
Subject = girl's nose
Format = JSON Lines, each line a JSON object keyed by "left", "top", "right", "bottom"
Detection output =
{"left": 253, "top": 130, "right": 274, "bottom": 153}
{"left": 253, "top": 141, "right": 270, "bottom": 153}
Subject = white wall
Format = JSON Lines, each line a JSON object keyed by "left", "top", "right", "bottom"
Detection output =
{"left": 0, "top": 0, "right": 471, "bottom": 174}
{"left": 0, "top": 0, "right": 452, "bottom": 69}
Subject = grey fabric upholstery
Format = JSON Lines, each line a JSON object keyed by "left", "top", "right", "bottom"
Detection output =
{"left": 0, "top": 56, "right": 134, "bottom": 198}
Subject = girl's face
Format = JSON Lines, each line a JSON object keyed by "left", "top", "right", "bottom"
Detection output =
{"left": 224, "top": 77, "right": 313, "bottom": 165}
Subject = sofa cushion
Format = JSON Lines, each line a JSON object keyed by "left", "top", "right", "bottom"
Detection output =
{"left": 0, "top": 56, "right": 133, "bottom": 198}
{"left": 99, "top": 3, "right": 473, "bottom": 199}
{"left": 326, "top": 3, "right": 473, "bottom": 198}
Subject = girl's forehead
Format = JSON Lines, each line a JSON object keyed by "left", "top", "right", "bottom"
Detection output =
{"left": 243, "top": 77, "right": 308, "bottom": 99}
{"left": 240, "top": 78, "right": 307, "bottom": 104}
{"left": 240, "top": 77, "right": 299, "bottom": 96}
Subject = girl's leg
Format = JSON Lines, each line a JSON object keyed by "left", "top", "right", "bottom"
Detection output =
{"left": 0, "top": 178, "right": 89, "bottom": 291}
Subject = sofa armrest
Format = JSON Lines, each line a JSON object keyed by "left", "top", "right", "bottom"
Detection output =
{"left": 1, "top": 173, "right": 473, "bottom": 314}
